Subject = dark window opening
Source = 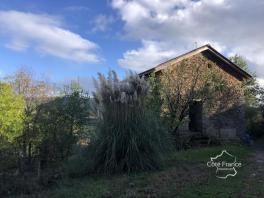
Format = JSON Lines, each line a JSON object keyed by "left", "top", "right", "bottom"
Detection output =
{"left": 189, "top": 100, "right": 203, "bottom": 132}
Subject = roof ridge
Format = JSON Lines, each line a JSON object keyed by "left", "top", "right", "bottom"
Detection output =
{"left": 139, "top": 44, "right": 252, "bottom": 79}
{"left": 139, "top": 44, "right": 210, "bottom": 76}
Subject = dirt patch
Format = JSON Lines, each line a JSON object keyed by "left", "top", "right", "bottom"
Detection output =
{"left": 112, "top": 163, "right": 210, "bottom": 198}
{"left": 239, "top": 140, "right": 264, "bottom": 198}
{"left": 252, "top": 150, "right": 264, "bottom": 163}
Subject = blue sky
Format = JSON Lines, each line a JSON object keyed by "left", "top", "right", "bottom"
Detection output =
{"left": 1, "top": 0, "right": 264, "bottom": 89}
{"left": 0, "top": 0, "right": 138, "bottom": 87}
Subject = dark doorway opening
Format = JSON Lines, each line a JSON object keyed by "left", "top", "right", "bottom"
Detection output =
{"left": 189, "top": 100, "right": 203, "bottom": 132}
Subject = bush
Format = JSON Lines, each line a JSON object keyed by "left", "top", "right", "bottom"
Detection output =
{"left": 0, "top": 138, "right": 18, "bottom": 173}
{"left": 63, "top": 145, "right": 94, "bottom": 178}
{"left": 0, "top": 174, "right": 42, "bottom": 196}
{"left": 34, "top": 90, "right": 90, "bottom": 169}
{"left": 245, "top": 106, "right": 264, "bottom": 139}
{"left": 248, "top": 120, "right": 264, "bottom": 139}
{"left": 92, "top": 71, "right": 171, "bottom": 174}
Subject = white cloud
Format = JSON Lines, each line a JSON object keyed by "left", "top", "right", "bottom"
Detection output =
{"left": 112, "top": 0, "right": 264, "bottom": 77}
{"left": 5, "top": 39, "right": 28, "bottom": 51}
{"left": 92, "top": 14, "right": 115, "bottom": 32}
{"left": 118, "top": 40, "right": 179, "bottom": 71}
{"left": 0, "top": 10, "right": 99, "bottom": 62}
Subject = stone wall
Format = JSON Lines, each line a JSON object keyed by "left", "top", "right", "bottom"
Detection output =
{"left": 199, "top": 52, "right": 246, "bottom": 139}
{"left": 158, "top": 51, "right": 247, "bottom": 140}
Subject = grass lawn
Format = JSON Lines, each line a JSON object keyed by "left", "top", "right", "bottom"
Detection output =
{"left": 16, "top": 144, "right": 263, "bottom": 198}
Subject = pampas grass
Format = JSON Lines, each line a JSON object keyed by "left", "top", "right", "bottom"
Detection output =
{"left": 92, "top": 71, "right": 170, "bottom": 174}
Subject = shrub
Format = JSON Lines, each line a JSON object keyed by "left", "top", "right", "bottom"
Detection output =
{"left": 92, "top": 71, "right": 170, "bottom": 174}
{"left": 245, "top": 106, "right": 264, "bottom": 139}
{"left": 0, "top": 174, "right": 42, "bottom": 196}
{"left": 0, "top": 140, "right": 18, "bottom": 173}
{"left": 35, "top": 90, "right": 90, "bottom": 169}
{"left": 63, "top": 145, "right": 94, "bottom": 178}
{"left": 248, "top": 121, "right": 264, "bottom": 139}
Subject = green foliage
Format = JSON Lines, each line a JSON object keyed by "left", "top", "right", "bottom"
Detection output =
{"left": 63, "top": 79, "right": 83, "bottom": 94}
{"left": 92, "top": 71, "right": 170, "bottom": 174}
{"left": 248, "top": 120, "right": 264, "bottom": 139}
{"left": 230, "top": 54, "right": 264, "bottom": 137}
{"left": 230, "top": 54, "right": 259, "bottom": 106}
{"left": 230, "top": 54, "right": 248, "bottom": 72}
{"left": 145, "top": 73, "right": 163, "bottom": 116}
{"left": 0, "top": 173, "right": 41, "bottom": 196}
{"left": 0, "top": 138, "right": 18, "bottom": 173}
{"left": 35, "top": 90, "right": 90, "bottom": 167}
{"left": 63, "top": 145, "right": 94, "bottom": 178}
{"left": 0, "top": 68, "right": 94, "bottom": 197}
{"left": 0, "top": 83, "right": 25, "bottom": 142}
{"left": 245, "top": 106, "right": 264, "bottom": 138}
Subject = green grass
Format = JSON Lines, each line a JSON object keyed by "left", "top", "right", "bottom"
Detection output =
{"left": 169, "top": 144, "right": 250, "bottom": 162}
{"left": 173, "top": 144, "right": 262, "bottom": 198}
{"left": 164, "top": 144, "right": 253, "bottom": 197}
{"left": 45, "top": 178, "right": 110, "bottom": 198}
{"left": 179, "top": 163, "right": 247, "bottom": 198}
{"left": 16, "top": 144, "right": 259, "bottom": 198}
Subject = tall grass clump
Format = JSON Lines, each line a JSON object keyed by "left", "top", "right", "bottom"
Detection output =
{"left": 92, "top": 71, "right": 170, "bottom": 174}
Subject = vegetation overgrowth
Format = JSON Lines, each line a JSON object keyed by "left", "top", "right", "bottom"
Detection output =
{"left": 0, "top": 53, "right": 263, "bottom": 197}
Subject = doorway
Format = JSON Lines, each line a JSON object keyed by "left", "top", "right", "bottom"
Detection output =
{"left": 189, "top": 100, "right": 203, "bottom": 132}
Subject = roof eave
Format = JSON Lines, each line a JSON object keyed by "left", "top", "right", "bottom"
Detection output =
{"left": 206, "top": 45, "right": 252, "bottom": 80}
{"left": 139, "top": 44, "right": 252, "bottom": 80}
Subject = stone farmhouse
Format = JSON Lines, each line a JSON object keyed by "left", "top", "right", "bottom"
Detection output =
{"left": 140, "top": 44, "right": 252, "bottom": 141}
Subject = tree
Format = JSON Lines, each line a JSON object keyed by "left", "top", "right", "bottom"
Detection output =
{"left": 34, "top": 89, "right": 90, "bottom": 170}
{"left": 6, "top": 68, "right": 52, "bottom": 172}
{"left": 63, "top": 79, "right": 82, "bottom": 94}
{"left": 0, "top": 83, "right": 24, "bottom": 195}
{"left": 0, "top": 83, "right": 25, "bottom": 143}
{"left": 230, "top": 54, "right": 248, "bottom": 72}
{"left": 230, "top": 54, "right": 264, "bottom": 138}
{"left": 230, "top": 54, "right": 258, "bottom": 107}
